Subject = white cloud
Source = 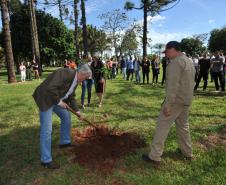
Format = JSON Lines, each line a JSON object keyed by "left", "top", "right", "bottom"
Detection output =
{"left": 208, "top": 19, "right": 215, "bottom": 25}
{"left": 136, "top": 15, "right": 166, "bottom": 26}
{"left": 149, "top": 29, "right": 189, "bottom": 45}
{"left": 135, "top": 15, "right": 188, "bottom": 45}
{"left": 148, "top": 15, "right": 166, "bottom": 23}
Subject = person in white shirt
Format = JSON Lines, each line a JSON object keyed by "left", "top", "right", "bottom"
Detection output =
{"left": 19, "top": 62, "right": 26, "bottom": 82}
{"left": 192, "top": 55, "right": 199, "bottom": 82}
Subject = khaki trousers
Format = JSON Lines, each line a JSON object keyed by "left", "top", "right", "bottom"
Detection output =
{"left": 149, "top": 103, "right": 192, "bottom": 162}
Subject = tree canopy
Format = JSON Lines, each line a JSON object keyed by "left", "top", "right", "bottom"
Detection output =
{"left": 208, "top": 27, "right": 226, "bottom": 53}
{"left": 9, "top": 5, "right": 75, "bottom": 65}
{"left": 181, "top": 37, "right": 206, "bottom": 57}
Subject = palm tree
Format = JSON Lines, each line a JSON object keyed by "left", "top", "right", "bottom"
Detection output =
{"left": 0, "top": 0, "right": 17, "bottom": 83}
{"left": 74, "top": 0, "right": 79, "bottom": 58}
{"left": 80, "top": 0, "right": 88, "bottom": 57}
{"left": 125, "top": 0, "right": 180, "bottom": 59}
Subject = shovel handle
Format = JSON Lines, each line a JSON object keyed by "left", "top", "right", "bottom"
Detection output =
{"left": 67, "top": 106, "right": 98, "bottom": 128}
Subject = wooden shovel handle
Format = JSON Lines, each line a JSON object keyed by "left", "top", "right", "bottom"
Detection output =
{"left": 67, "top": 106, "right": 98, "bottom": 128}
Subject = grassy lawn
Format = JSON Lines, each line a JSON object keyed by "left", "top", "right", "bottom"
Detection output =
{"left": 0, "top": 68, "right": 225, "bottom": 185}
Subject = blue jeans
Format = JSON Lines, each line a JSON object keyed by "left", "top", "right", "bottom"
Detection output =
{"left": 40, "top": 105, "right": 71, "bottom": 163}
{"left": 135, "top": 70, "right": 140, "bottom": 83}
{"left": 81, "top": 79, "right": 93, "bottom": 105}
{"left": 122, "top": 67, "right": 127, "bottom": 79}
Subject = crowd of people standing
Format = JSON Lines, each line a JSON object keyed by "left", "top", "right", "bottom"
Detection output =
{"left": 105, "top": 54, "right": 169, "bottom": 86}
{"left": 104, "top": 50, "right": 225, "bottom": 92}
{"left": 193, "top": 50, "right": 225, "bottom": 92}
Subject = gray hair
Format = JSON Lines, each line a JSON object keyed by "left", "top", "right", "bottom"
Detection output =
{"left": 77, "top": 64, "right": 92, "bottom": 77}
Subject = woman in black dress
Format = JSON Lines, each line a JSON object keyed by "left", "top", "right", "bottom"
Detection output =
{"left": 91, "top": 56, "right": 106, "bottom": 107}
{"left": 141, "top": 56, "right": 151, "bottom": 84}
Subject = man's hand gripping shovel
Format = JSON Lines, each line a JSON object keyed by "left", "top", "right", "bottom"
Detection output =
{"left": 66, "top": 105, "right": 98, "bottom": 129}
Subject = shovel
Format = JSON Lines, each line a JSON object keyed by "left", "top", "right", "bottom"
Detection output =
{"left": 67, "top": 106, "right": 99, "bottom": 129}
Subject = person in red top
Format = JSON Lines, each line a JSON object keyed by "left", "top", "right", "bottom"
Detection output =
{"left": 69, "top": 60, "right": 77, "bottom": 69}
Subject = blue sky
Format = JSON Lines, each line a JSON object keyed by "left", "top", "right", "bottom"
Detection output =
{"left": 35, "top": 0, "right": 226, "bottom": 46}
{"left": 81, "top": 0, "right": 226, "bottom": 45}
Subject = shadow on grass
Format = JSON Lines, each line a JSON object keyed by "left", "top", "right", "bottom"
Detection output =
{"left": 0, "top": 71, "right": 8, "bottom": 76}
{"left": 162, "top": 149, "right": 187, "bottom": 161}
{"left": 190, "top": 113, "right": 226, "bottom": 119}
{"left": 0, "top": 126, "right": 40, "bottom": 184}
{"left": 194, "top": 91, "right": 225, "bottom": 97}
{"left": 0, "top": 123, "right": 69, "bottom": 184}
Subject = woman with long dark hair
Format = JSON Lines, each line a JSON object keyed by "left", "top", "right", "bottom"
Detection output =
{"left": 91, "top": 56, "right": 106, "bottom": 107}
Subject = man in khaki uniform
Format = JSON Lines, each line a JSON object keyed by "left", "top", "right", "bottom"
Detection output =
{"left": 142, "top": 41, "right": 195, "bottom": 166}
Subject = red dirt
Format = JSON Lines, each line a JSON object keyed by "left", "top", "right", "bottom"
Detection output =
{"left": 197, "top": 126, "right": 226, "bottom": 150}
{"left": 67, "top": 124, "right": 146, "bottom": 173}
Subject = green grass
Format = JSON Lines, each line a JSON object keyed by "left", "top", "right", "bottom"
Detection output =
{"left": 0, "top": 68, "right": 226, "bottom": 185}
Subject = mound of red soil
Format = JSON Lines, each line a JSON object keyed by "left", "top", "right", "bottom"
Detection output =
{"left": 68, "top": 124, "right": 146, "bottom": 173}
{"left": 197, "top": 126, "right": 226, "bottom": 150}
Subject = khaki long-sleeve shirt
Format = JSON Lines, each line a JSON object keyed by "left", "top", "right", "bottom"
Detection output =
{"left": 164, "top": 54, "right": 195, "bottom": 107}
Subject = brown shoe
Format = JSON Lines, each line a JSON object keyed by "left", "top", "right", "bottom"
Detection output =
{"left": 41, "top": 161, "right": 60, "bottom": 169}
{"left": 142, "top": 154, "right": 161, "bottom": 167}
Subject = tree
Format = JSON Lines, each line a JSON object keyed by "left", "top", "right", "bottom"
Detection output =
{"left": 180, "top": 37, "right": 206, "bottom": 57}
{"left": 8, "top": 0, "right": 22, "bottom": 15}
{"left": 193, "top": 33, "right": 209, "bottom": 44}
{"left": 74, "top": 0, "right": 79, "bottom": 58}
{"left": 28, "top": 0, "right": 41, "bottom": 74}
{"left": 208, "top": 27, "right": 226, "bottom": 53}
{"left": 153, "top": 43, "right": 165, "bottom": 56}
{"left": 9, "top": 7, "right": 75, "bottom": 66}
{"left": 43, "top": 0, "right": 71, "bottom": 22}
{"left": 80, "top": 0, "right": 88, "bottom": 56}
{"left": 0, "top": 46, "right": 5, "bottom": 68}
{"left": 120, "top": 27, "right": 139, "bottom": 57}
{"left": 86, "top": 25, "right": 111, "bottom": 57}
{"left": 0, "top": 0, "right": 17, "bottom": 83}
{"left": 99, "top": 9, "right": 128, "bottom": 57}
{"left": 125, "top": 0, "right": 180, "bottom": 58}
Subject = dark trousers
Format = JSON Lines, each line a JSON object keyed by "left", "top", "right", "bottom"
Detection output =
{"left": 152, "top": 69, "right": 159, "bottom": 83}
{"left": 127, "top": 69, "right": 134, "bottom": 81}
{"left": 194, "top": 71, "right": 208, "bottom": 90}
{"left": 161, "top": 69, "right": 166, "bottom": 85}
{"left": 143, "top": 71, "right": 149, "bottom": 84}
{"left": 26, "top": 69, "right": 32, "bottom": 80}
{"left": 213, "top": 71, "right": 225, "bottom": 91}
{"left": 210, "top": 70, "right": 214, "bottom": 82}
{"left": 81, "top": 79, "right": 93, "bottom": 105}
{"left": 194, "top": 66, "right": 199, "bottom": 82}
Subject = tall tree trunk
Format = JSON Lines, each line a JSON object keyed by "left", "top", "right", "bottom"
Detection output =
{"left": 57, "top": 0, "right": 63, "bottom": 22}
{"left": 113, "top": 30, "right": 117, "bottom": 57}
{"left": 80, "top": 0, "right": 88, "bottom": 57}
{"left": 143, "top": 0, "right": 148, "bottom": 59}
{"left": 0, "top": 0, "right": 17, "bottom": 83}
{"left": 28, "top": 0, "right": 41, "bottom": 75}
{"left": 74, "top": 0, "right": 79, "bottom": 59}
